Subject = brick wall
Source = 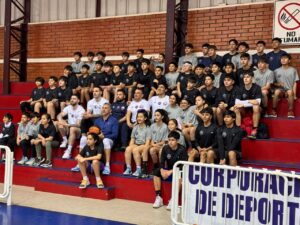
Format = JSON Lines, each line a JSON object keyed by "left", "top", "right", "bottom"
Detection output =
{"left": 0, "top": 2, "right": 299, "bottom": 81}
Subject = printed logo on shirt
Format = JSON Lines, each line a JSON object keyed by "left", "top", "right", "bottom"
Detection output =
{"left": 203, "top": 94, "right": 207, "bottom": 98}
{"left": 34, "top": 91, "right": 37, "bottom": 95}
{"left": 121, "top": 106, "right": 125, "bottom": 110}
{"left": 86, "top": 152, "right": 90, "bottom": 157}
{"left": 200, "top": 130, "right": 204, "bottom": 135}
{"left": 126, "top": 79, "right": 129, "bottom": 83}
{"left": 46, "top": 91, "right": 49, "bottom": 95}
{"left": 269, "top": 57, "right": 273, "bottom": 61}
{"left": 158, "top": 102, "right": 161, "bottom": 105}
{"left": 58, "top": 92, "right": 62, "bottom": 97}
{"left": 180, "top": 76, "right": 184, "bottom": 80}
{"left": 255, "top": 78, "right": 260, "bottom": 82}
{"left": 242, "top": 94, "right": 247, "bottom": 99}
{"left": 167, "top": 154, "right": 172, "bottom": 159}
{"left": 222, "top": 93, "right": 227, "bottom": 98}
{"left": 222, "top": 131, "right": 227, "bottom": 137}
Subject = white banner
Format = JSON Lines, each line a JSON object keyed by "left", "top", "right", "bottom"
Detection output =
{"left": 273, "top": 1, "right": 300, "bottom": 45}
{"left": 171, "top": 162, "right": 300, "bottom": 225}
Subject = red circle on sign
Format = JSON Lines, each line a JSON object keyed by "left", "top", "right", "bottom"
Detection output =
{"left": 278, "top": 2, "right": 300, "bottom": 30}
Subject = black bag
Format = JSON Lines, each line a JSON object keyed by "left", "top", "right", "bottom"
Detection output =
{"left": 256, "top": 123, "right": 270, "bottom": 139}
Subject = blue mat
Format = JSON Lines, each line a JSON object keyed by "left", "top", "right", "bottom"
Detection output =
{"left": 0, "top": 203, "right": 135, "bottom": 225}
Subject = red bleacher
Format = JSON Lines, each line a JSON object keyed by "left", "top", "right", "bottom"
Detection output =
{"left": 0, "top": 81, "right": 300, "bottom": 204}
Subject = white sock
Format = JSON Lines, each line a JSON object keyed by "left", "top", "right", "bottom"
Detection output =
{"left": 79, "top": 135, "right": 87, "bottom": 149}
{"left": 137, "top": 166, "right": 141, "bottom": 170}
{"left": 83, "top": 176, "right": 88, "bottom": 181}
{"left": 126, "top": 165, "right": 131, "bottom": 169}
{"left": 105, "top": 162, "right": 110, "bottom": 167}
{"left": 96, "top": 176, "right": 101, "bottom": 181}
{"left": 67, "top": 145, "right": 72, "bottom": 152}
{"left": 62, "top": 136, "right": 67, "bottom": 142}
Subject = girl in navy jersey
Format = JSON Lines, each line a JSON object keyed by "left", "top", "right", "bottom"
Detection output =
{"left": 76, "top": 132, "right": 104, "bottom": 189}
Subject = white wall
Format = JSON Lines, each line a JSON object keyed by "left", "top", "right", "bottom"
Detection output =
{"left": 0, "top": 0, "right": 273, "bottom": 25}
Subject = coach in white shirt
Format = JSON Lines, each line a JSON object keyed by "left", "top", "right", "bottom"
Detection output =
{"left": 126, "top": 88, "right": 150, "bottom": 128}
{"left": 57, "top": 94, "right": 85, "bottom": 159}
{"left": 148, "top": 83, "right": 169, "bottom": 121}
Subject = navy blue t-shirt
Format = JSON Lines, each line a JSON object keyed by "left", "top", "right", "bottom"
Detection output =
{"left": 267, "top": 50, "right": 287, "bottom": 71}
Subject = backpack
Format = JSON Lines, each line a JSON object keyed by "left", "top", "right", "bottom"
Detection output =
{"left": 256, "top": 122, "right": 270, "bottom": 139}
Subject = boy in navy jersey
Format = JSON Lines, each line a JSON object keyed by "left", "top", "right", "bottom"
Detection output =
{"left": 194, "top": 64, "right": 206, "bottom": 90}
{"left": 232, "top": 42, "right": 252, "bottom": 69}
{"left": 197, "top": 43, "right": 211, "bottom": 70}
{"left": 216, "top": 74, "right": 241, "bottom": 125}
{"left": 236, "top": 53, "right": 255, "bottom": 86}
{"left": 175, "top": 61, "right": 195, "bottom": 98}
{"left": 43, "top": 76, "right": 58, "bottom": 120}
{"left": 222, "top": 39, "right": 238, "bottom": 67}
{"left": 57, "top": 76, "right": 72, "bottom": 111}
{"left": 267, "top": 37, "right": 287, "bottom": 71}
{"left": 20, "top": 77, "right": 45, "bottom": 114}
{"left": 96, "top": 51, "right": 106, "bottom": 64}
{"left": 77, "top": 64, "right": 91, "bottom": 104}
{"left": 136, "top": 58, "right": 154, "bottom": 99}
{"left": 111, "top": 89, "right": 128, "bottom": 151}
{"left": 208, "top": 45, "right": 223, "bottom": 69}
{"left": 90, "top": 61, "right": 105, "bottom": 90}
{"left": 101, "top": 61, "right": 114, "bottom": 100}
{"left": 252, "top": 41, "right": 267, "bottom": 68}
{"left": 149, "top": 66, "right": 167, "bottom": 99}
{"left": 217, "top": 111, "right": 243, "bottom": 166}
{"left": 133, "top": 49, "right": 145, "bottom": 73}
{"left": 120, "top": 62, "right": 138, "bottom": 101}
{"left": 119, "top": 51, "right": 130, "bottom": 74}
{"left": 63, "top": 65, "right": 78, "bottom": 94}
{"left": 200, "top": 74, "right": 218, "bottom": 109}
{"left": 181, "top": 77, "right": 200, "bottom": 104}
{"left": 152, "top": 131, "right": 188, "bottom": 209}
{"left": 0, "top": 113, "right": 15, "bottom": 154}
{"left": 233, "top": 71, "right": 262, "bottom": 139}
{"left": 111, "top": 64, "right": 125, "bottom": 102}
{"left": 189, "top": 107, "right": 217, "bottom": 163}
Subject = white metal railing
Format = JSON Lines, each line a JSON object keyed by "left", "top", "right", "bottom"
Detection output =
{"left": 0, "top": 145, "right": 14, "bottom": 205}
{"left": 171, "top": 161, "right": 300, "bottom": 225}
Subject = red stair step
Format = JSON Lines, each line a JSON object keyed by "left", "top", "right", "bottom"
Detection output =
{"left": 242, "top": 138, "right": 300, "bottom": 164}
{"left": 240, "top": 160, "right": 300, "bottom": 173}
{"left": 262, "top": 118, "right": 300, "bottom": 139}
{"left": 0, "top": 95, "right": 29, "bottom": 108}
{"left": 267, "top": 99, "right": 300, "bottom": 117}
{"left": 35, "top": 177, "right": 115, "bottom": 200}
{"left": 0, "top": 109, "right": 22, "bottom": 122}
{"left": 10, "top": 82, "right": 36, "bottom": 95}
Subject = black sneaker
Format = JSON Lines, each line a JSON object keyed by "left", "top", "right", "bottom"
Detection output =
{"left": 40, "top": 160, "right": 52, "bottom": 168}
{"left": 33, "top": 157, "right": 45, "bottom": 167}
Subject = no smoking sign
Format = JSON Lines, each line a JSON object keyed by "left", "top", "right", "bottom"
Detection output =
{"left": 274, "top": 1, "right": 300, "bottom": 44}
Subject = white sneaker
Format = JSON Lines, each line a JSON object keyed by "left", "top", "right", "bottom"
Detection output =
{"left": 17, "top": 156, "right": 28, "bottom": 165}
{"left": 60, "top": 140, "right": 68, "bottom": 148}
{"left": 153, "top": 196, "right": 163, "bottom": 208}
{"left": 25, "top": 157, "right": 35, "bottom": 166}
{"left": 62, "top": 150, "right": 71, "bottom": 159}
{"left": 166, "top": 198, "right": 172, "bottom": 211}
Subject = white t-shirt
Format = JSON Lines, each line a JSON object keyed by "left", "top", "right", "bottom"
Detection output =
{"left": 63, "top": 105, "right": 85, "bottom": 125}
{"left": 128, "top": 99, "right": 150, "bottom": 123}
{"left": 87, "top": 98, "right": 108, "bottom": 115}
{"left": 148, "top": 95, "right": 169, "bottom": 120}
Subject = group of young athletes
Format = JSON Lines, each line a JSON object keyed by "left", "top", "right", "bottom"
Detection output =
{"left": 0, "top": 37, "right": 299, "bottom": 209}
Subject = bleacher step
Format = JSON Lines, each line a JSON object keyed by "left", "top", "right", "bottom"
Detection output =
{"left": 35, "top": 177, "right": 115, "bottom": 200}
{"left": 262, "top": 117, "right": 300, "bottom": 139}
{"left": 242, "top": 138, "right": 300, "bottom": 164}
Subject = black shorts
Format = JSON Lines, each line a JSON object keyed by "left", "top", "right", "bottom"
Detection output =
{"left": 225, "top": 150, "right": 242, "bottom": 161}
